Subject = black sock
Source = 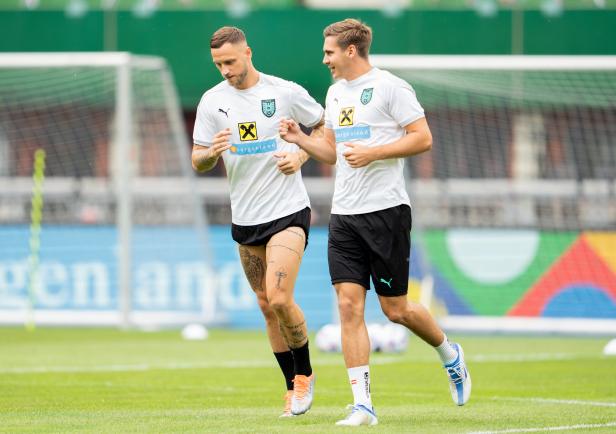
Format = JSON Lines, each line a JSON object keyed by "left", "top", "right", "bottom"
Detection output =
{"left": 274, "top": 351, "right": 295, "bottom": 390}
{"left": 291, "top": 341, "right": 312, "bottom": 377}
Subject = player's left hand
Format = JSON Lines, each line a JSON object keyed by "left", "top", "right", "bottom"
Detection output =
{"left": 274, "top": 151, "right": 303, "bottom": 175}
{"left": 342, "top": 142, "right": 375, "bottom": 168}
{"left": 279, "top": 118, "right": 303, "bottom": 145}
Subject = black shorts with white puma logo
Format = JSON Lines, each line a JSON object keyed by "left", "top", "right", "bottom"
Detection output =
{"left": 328, "top": 204, "right": 412, "bottom": 297}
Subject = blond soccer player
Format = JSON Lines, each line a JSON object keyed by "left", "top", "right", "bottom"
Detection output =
{"left": 280, "top": 19, "right": 471, "bottom": 426}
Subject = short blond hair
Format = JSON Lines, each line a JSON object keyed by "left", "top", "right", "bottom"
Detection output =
{"left": 323, "top": 19, "right": 372, "bottom": 58}
{"left": 210, "top": 26, "right": 246, "bottom": 49}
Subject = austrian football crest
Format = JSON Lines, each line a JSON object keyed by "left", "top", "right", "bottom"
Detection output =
{"left": 360, "top": 88, "right": 373, "bottom": 105}
{"left": 261, "top": 99, "right": 276, "bottom": 117}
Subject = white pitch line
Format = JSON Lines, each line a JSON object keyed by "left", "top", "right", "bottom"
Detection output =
{"left": 469, "top": 353, "right": 580, "bottom": 363}
{"left": 0, "top": 352, "right": 596, "bottom": 375}
{"left": 0, "top": 356, "right": 406, "bottom": 374}
{"left": 0, "top": 361, "right": 273, "bottom": 374}
{"left": 468, "top": 421, "right": 616, "bottom": 434}
{"left": 409, "top": 352, "right": 587, "bottom": 364}
{"left": 499, "top": 397, "right": 616, "bottom": 408}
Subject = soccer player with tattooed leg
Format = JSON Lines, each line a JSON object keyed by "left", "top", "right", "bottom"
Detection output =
{"left": 192, "top": 26, "right": 324, "bottom": 417}
{"left": 280, "top": 19, "right": 471, "bottom": 426}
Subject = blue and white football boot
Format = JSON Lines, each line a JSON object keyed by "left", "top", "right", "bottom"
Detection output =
{"left": 444, "top": 343, "right": 471, "bottom": 406}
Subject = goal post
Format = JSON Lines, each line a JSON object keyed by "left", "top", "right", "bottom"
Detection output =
{"left": 0, "top": 52, "right": 215, "bottom": 328}
{"left": 371, "top": 55, "right": 616, "bottom": 334}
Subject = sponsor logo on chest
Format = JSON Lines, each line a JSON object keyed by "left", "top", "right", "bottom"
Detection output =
{"left": 238, "top": 121, "right": 258, "bottom": 141}
{"left": 339, "top": 107, "right": 354, "bottom": 126}
{"left": 223, "top": 97, "right": 279, "bottom": 155}
{"left": 229, "top": 121, "right": 277, "bottom": 155}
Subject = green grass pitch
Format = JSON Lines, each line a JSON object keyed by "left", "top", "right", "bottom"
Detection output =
{"left": 1, "top": 328, "right": 615, "bottom": 433}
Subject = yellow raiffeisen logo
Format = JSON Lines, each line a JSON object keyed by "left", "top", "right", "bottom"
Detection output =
{"left": 339, "top": 107, "right": 354, "bottom": 126}
{"left": 238, "top": 121, "right": 258, "bottom": 141}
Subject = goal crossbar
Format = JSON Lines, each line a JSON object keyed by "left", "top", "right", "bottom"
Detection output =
{"left": 370, "top": 55, "right": 616, "bottom": 71}
{"left": 0, "top": 52, "right": 164, "bottom": 69}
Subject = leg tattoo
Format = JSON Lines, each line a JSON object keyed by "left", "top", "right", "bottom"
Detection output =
{"left": 282, "top": 320, "right": 307, "bottom": 348}
{"left": 275, "top": 267, "right": 288, "bottom": 290}
{"left": 283, "top": 228, "right": 305, "bottom": 242}
{"left": 267, "top": 244, "right": 301, "bottom": 259}
{"left": 239, "top": 246, "right": 265, "bottom": 292}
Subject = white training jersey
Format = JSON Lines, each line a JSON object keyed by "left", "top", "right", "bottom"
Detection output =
{"left": 193, "top": 73, "right": 324, "bottom": 226}
{"left": 324, "top": 67, "right": 425, "bottom": 215}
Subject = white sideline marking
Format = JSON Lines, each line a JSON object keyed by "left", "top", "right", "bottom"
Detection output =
{"left": 500, "top": 397, "right": 616, "bottom": 408}
{"left": 468, "top": 421, "right": 616, "bottom": 433}
{"left": 0, "top": 352, "right": 591, "bottom": 375}
{"left": 0, "top": 356, "right": 405, "bottom": 374}
{"left": 0, "top": 361, "right": 271, "bottom": 374}
{"left": 469, "top": 353, "right": 579, "bottom": 363}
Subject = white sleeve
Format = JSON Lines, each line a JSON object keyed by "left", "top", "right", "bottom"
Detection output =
{"left": 192, "top": 94, "right": 216, "bottom": 147}
{"left": 288, "top": 82, "right": 324, "bottom": 127}
{"left": 388, "top": 82, "right": 425, "bottom": 127}
{"left": 324, "top": 87, "right": 334, "bottom": 129}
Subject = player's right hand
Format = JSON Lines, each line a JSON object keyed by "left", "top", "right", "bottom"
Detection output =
{"left": 210, "top": 128, "right": 232, "bottom": 157}
{"left": 279, "top": 118, "right": 303, "bottom": 145}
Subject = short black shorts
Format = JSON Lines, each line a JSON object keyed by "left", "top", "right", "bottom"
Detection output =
{"left": 231, "top": 207, "right": 311, "bottom": 248}
{"left": 328, "top": 204, "right": 412, "bottom": 297}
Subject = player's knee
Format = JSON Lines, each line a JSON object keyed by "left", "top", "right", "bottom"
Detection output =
{"left": 382, "top": 306, "right": 406, "bottom": 324}
{"left": 257, "top": 297, "right": 276, "bottom": 317}
{"left": 338, "top": 297, "right": 363, "bottom": 323}
{"left": 267, "top": 295, "right": 293, "bottom": 315}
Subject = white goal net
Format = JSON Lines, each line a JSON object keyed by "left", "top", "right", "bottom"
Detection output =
{"left": 371, "top": 55, "right": 616, "bottom": 334}
{"left": 0, "top": 53, "right": 216, "bottom": 328}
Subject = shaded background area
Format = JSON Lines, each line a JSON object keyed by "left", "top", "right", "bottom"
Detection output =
{"left": 1, "top": 7, "right": 615, "bottom": 108}
{"left": 1, "top": 3, "right": 615, "bottom": 180}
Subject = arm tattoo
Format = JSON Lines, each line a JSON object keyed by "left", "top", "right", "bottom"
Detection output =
{"left": 275, "top": 267, "right": 288, "bottom": 290}
{"left": 297, "top": 149, "right": 310, "bottom": 165}
{"left": 309, "top": 118, "right": 325, "bottom": 139}
{"left": 239, "top": 247, "right": 265, "bottom": 292}
{"left": 192, "top": 147, "right": 219, "bottom": 173}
